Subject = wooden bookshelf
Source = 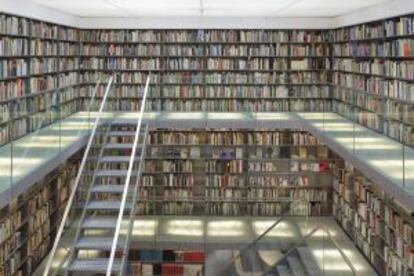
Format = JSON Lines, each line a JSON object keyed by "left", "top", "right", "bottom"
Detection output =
{"left": 0, "top": 153, "right": 79, "bottom": 276}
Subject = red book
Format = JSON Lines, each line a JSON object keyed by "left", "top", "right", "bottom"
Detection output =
{"left": 183, "top": 252, "right": 205, "bottom": 262}
{"left": 161, "top": 264, "right": 183, "bottom": 275}
{"left": 319, "top": 160, "right": 330, "bottom": 172}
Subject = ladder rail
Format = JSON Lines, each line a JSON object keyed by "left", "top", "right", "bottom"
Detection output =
{"left": 43, "top": 76, "right": 114, "bottom": 276}
{"left": 106, "top": 75, "right": 151, "bottom": 276}
{"left": 50, "top": 122, "right": 112, "bottom": 276}
{"left": 262, "top": 226, "right": 358, "bottom": 276}
{"left": 120, "top": 124, "right": 150, "bottom": 274}
{"left": 64, "top": 121, "right": 113, "bottom": 275}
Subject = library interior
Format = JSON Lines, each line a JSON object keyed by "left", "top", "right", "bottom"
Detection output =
{"left": 0, "top": 0, "right": 414, "bottom": 275}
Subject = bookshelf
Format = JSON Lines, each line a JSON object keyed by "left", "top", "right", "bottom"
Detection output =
{"left": 142, "top": 129, "right": 335, "bottom": 216}
{"left": 332, "top": 160, "right": 414, "bottom": 276}
{"left": 0, "top": 153, "right": 79, "bottom": 276}
{"left": 332, "top": 14, "right": 414, "bottom": 147}
{"left": 78, "top": 29, "right": 332, "bottom": 113}
{"left": 0, "top": 13, "right": 82, "bottom": 146}
{"left": 129, "top": 249, "right": 204, "bottom": 275}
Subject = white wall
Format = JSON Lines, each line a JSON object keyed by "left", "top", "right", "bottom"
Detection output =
{"left": 0, "top": 0, "right": 413, "bottom": 29}
{"left": 0, "top": 0, "right": 76, "bottom": 26}
{"left": 77, "top": 16, "right": 335, "bottom": 29}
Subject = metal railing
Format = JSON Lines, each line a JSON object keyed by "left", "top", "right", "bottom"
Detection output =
{"left": 106, "top": 75, "right": 151, "bottom": 275}
{"left": 42, "top": 75, "right": 114, "bottom": 276}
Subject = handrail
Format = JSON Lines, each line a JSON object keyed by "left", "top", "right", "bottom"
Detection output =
{"left": 217, "top": 199, "right": 309, "bottom": 275}
{"left": 42, "top": 76, "right": 114, "bottom": 276}
{"left": 120, "top": 124, "right": 149, "bottom": 274}
{"left": 106, "top": 74, "right": 151, "bottom": 275}
{"left": 262, "top": 226, "right": 358, "bottom": 276}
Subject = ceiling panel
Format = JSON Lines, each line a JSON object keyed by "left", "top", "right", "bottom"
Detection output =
{"left": 33, "top": 0, "right": 127, "bottom": 16}
{"left": 108, "top": 0, "right": 201, "bottom": 16}
{"left": 32, "top": 0, "right": 393, "bottom": 17}
{"left": 278, "top": 0, "right": 391, "bottom": 17}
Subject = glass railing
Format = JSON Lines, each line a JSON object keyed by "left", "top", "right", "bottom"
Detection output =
{"left": 42, "top": 76, "right": 115, "bottom": 276}
{"left": 263, "top": 226, "right": 357, "bottom": 275}
{"left": 217, "top": 214, "right": 361, "bottom": 276}
{"left": 328, "top": 82, "right": 413, "bottom": 207}
{"left": 0, "top": 80, "right": 101, "bottom": 210}
{"left": 215, "top": 199, "right": 310, "bottom": 275}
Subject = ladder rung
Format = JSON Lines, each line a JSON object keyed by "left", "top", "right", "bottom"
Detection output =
{"left": 69, "top": 258, "right": 122, "bottom": 273}
{"left": 81, "top": 216, "right": 118, "bottom": 229}
{"left": 75, "top": 237, "right": 124, "bottom": 250}
{"left": 90, "top": 185, "right": 129, "bottom": 194}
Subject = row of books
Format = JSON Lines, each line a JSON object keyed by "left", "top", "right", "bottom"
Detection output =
{"left": 150, "top": 131, "right": 329, "bottom": 148}
{"left": 78, "top": 57, "right": 327, "bottom": 71}
{"left": 58, "top": 42, "right": 78, "bottom": 55}
{"left": 77, "top": 96, "right": 331, "bottom": 112}
{"left": 81, "top": 30, "right": 162, "bottom": 43}
{"left": 0, "top": 15, "right": 29, "bottom": 36}
{"left": 333, "top": 73, "right": 414, "bottom": 102}
{"left": 207, "top": 44, "right": 288, "bottom": 56}
{"left": 384, "top": 60, "right": 414, "bottom": 79}
{"left": 0, "top": 59, "right": 28, "bottom": 79}
{"left": 204, "top": 86, "right": 329, "bottom": 99}
{"left": 385, "top": 100, "right": 414, "bottom": 124}
{"left": 208, "top": 188, "right": 314, "bottom": 199}
{"left": 79, "top": 29, "right": 326, "bottom": 43}
{"left": 31, "top": 58, "right": 57, "bottom": 74}
{"left": 31, "top": 22, "right": 58, "bottom": 39}
{"left": 334, "top": 16, "right": 414, "bottom": 41}
{"left": 162, "top": 160, "right": 193, "bottom": 173}
{"left": 81, "top": 85, "right": 329, "bottom": 101}
{"left": 206, "top": 58, "right": 289, "bottom": 70}
{"left": 333, "top": 88, "right": 382, "bottom": 112}
{"left": 31, "top": 40, "right": 57, "bottom": 56}
{"left": 80, "top": 57, "right": 160, "bottom": 70}
{"left": 0, "top": 39, "right": 78, "bottom": 57}
{"left": 159, "top": 99, "right": 330, "bottom": 112}
{"left": 79, "top": 44, "right": 328, "bottom": 57}
{"left": 384, "top": 120, "right": 414, "bottom": 146}
{"left": 385, "top": 17, "right": 414, "bottom": 37}
{"left": 82, "top": 44, "right": 162, "bottom": 56}
{"left": 205, "top": 160, "right": 244, "bottom": 173}
{"left": 59, "top": 58, "right": 79, "bottom": 71}
{"left": 0, "top": 38, "right": 28, "bottom": 56}
{"left": 0, "top": 210, "right": 21, "bottom": 250}
{"left": 58, "top": 28, "right": 80, "bottom": 42}
{"left": 334, "top": 40, "right": 414, "bottom": 57}
{"left": 164, "top": 188, "right": 193, "bottom": 199}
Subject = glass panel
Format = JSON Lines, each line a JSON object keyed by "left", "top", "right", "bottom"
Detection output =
{"left": 0, "top": 99, "right": 12, "bottom": 208}
{"left": 216, "top": 200, "right": 310, "bottom": 275}
{"left": 43, "top": 76, "right": 114, "bottom": 275}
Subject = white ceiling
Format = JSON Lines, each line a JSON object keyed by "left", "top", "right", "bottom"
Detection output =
{"left": 32, "top": 0, "right": 392, "bottom": 18}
